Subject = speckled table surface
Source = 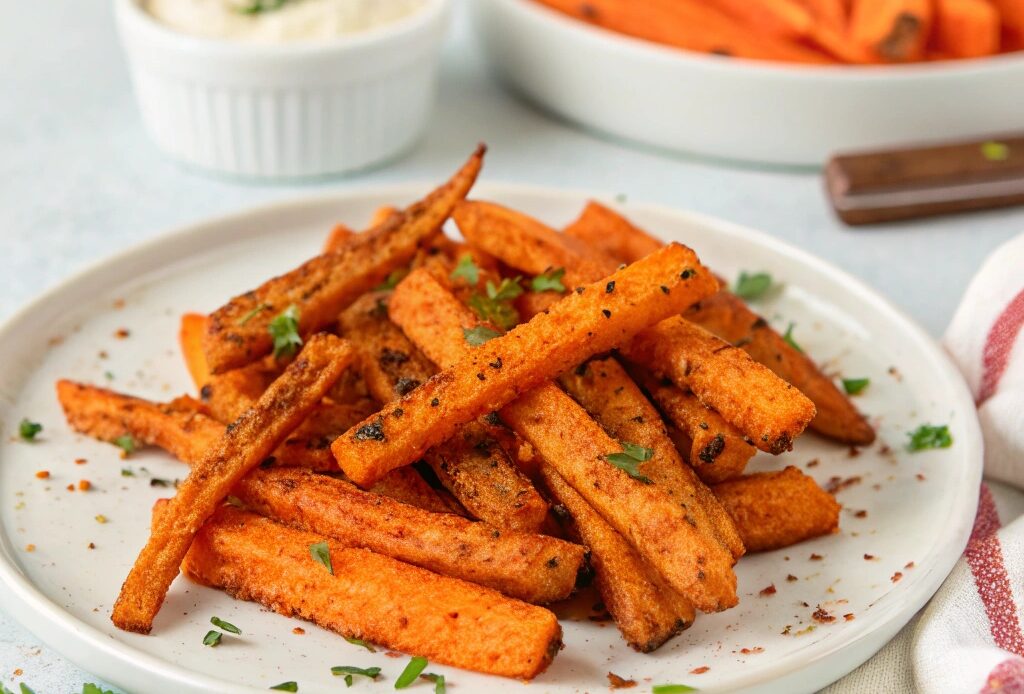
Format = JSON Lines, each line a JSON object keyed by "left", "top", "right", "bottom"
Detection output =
{"left": 2, "top": 1, "right": 1021, "bottom": 692}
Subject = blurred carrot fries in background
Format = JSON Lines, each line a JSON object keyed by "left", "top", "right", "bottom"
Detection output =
{"left": 534, "top": 0, "right": 1019, "bottom": 63}
{"left": 57, "top": 147, "right": 859, "bottom": 679}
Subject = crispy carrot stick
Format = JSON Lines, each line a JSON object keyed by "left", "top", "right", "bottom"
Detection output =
{"left": 111, "top": 333, "right": 355, "bottom": 633}
{"left": 202, "top": 147, "right": 484, "bottom": 374}
{"left": 932, "top": 0, "right": 999, "bottom": 58}
{"left": 559, "top": 357, "right": 744, "bottom": 559}
{"left": 322, "top": 223, "right": 356, "bottom": 254}
{"left": 710, "top": 0, "right": 815, "bottom": 38}
{"left": 564, "top": 201, "right": 663, "bottom": 266}
{"left": 625, "top": 365, "right": 756, "bottom": 483}
{"left": 234, "top": 468, "right": 584, "bottom": 603}
{"left": 179, "top": 313, "right": 211, "bottom": 391}
{"left": 339, "top": 294, "right": 548, "bottom": 532}
{"left": 712, "top": 466, "right": 840, "bottom": 552}
{"left": 800, "top": 0, "right": 848, "bottom": 29}
{"left": 991, "top": 0, "right": 1024, "bottom": 50}
{"left": 535, "top": 0, "right": 836, "bottom": 63}
{"left": 850, "top": 0, "right": 933, "bottom": 61}
{"left": 332, "top": 242, "right": 716, "bottom": 486}
{"left": 388, "top": 270, "right": 738, "bottom": 613}
{"left": 183, "top": 506, "right": 562, "bottom": 679}
{"left": 542, "top": 466, "right": 694, "bottom": 651}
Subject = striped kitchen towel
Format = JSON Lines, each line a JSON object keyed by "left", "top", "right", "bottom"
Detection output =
{"left": 829, "top": 232, "right": 1024, "bottom": 693}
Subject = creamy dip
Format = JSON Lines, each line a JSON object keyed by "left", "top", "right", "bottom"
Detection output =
{"left": 143, "top": 0, "right": 427, "bottom": 43}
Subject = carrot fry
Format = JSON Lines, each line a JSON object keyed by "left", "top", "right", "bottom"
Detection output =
{"left": 388, "top": 270, "right": 738, "bottom": 613}
{"left": 179, "top": 313, "right": 211, "bottom": 391}
{"left": 234, "top": 468, "right": 584, "bottom": 603}
{"left": 559, "top": 357, "right": 744, "bottom": 559}
{"left": 932, "top": 0, "right": 999, "bottom": 58}
{"left": 339, "top": 295, "right": 548, "bottom": 532}
{"left": 711, "top": 466, "right": 841, "bottom": 552}
{"left": 183, "top": 506, "right": 562, "bottom": 679}
{"left": 333, "top": 242, "right": 716, "bottom": 487}
{"left": 534, "top": 0, "right": 836, "bottom": 63}
{"left": 850, "top": 0, "right": 932, "bottom": 61}
{"left": 564, "top": 203, "right": 872, "bottom": 445}
{"left": 991, "top": 0, "right": 1024, "bottom": 50}
{"left": 202, "top": 146, "right": 484, "bottom": 374}
{"left": 542, "top": 466, "right": 694, "bottom": 651}
{"left": 709, "top": 0, "right": 815, "bottom": 39}
{"left": 800, "top": 0, "right": 848, "bottom": 29}
{"left": 322, "top": 223, "right": 356, "bottom": 254}
{"left": 111, "top": 333, "right": 355, "bottom": 634}
{"left": 456, "top": 200, "right": 814, "bottom": 454}
{"left": 625, "top": 365, "right": 756, "bottom": 483}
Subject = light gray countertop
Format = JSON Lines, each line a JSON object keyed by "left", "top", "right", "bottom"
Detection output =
{"left": 2, "top": 1, "right": 1021, "bottom": 692}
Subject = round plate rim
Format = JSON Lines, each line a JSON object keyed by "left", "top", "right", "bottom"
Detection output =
{"left": 0, "top": 182, "right": 983, "bottom": 693}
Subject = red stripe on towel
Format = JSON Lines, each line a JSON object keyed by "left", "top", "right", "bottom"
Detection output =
{"left": 978, "top": 288, "right": 1024, "bottom": 404}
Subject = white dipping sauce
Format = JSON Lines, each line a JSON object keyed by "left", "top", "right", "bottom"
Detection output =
{"left": 143, "top": 0, "right": 427, "bottom": 42}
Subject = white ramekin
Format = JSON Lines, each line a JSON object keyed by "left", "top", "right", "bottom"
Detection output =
{"left": 115, "top": 0, "right": 450, "bottom": 179}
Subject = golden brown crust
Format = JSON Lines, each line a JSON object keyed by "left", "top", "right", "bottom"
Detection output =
{"left": 626, "top": 364, "right": 755, "bottom": 483}
{"left": 111, "top": 333, "right": 355, "bottom": 634}
{"left": 234, "top": 468, "right": 585, "bottom": 604}
{"left": 564, "top": 200, "right": 663, "bottom": 264}
{"left": 387, "top": 270, "right": 737, "bottom": 613}
{"left": 542, "top": 466, "right": 693, "bottom": 651}
{"left": 202, "top": 146, "right": 485, "bottom": 374}
{"left": 183, "top": 506, "right": 563, "bottom": 679}
{"left": 712, "top": 466, "right": 841, "bottom": 552}
{"left": 623, "top": 316, "right": 816, "bottom": 455}
{"left": 332, "top": 243, "right": 716, "bottom": 488}
{"left": 560, "top": 357, "right": 745, "bottom": 559}
{"left": 339, "top": 294, "right": 548, "bottom": 532}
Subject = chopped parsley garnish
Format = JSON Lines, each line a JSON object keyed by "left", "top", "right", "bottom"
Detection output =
{"left": 121, "top": 468, "right": 134, "bottom": 477}
{"left": 395, "top": 657, "right": 429, "bottom": 689}
{"left": 310, "top": 541, "right": 333, "bottom": 574}
{"left": 344, "top": 635, "right": 376, "bottom": 652}
{"left": 269, "top": 305, "right": 303, "bottom": 359}
{"left": 450, "top": 254, "right": 480, "bottom": 285}
{"left": 210, "top": 616, "right": 241, "bottom": 635}
{"left": 113, "top": 435, "right": 136, "bottom": 455}
{"left": 907, "top": 424, "right": 952, "bottom": 452}
{"left": 203, "top": 630, "right": 222, "bottom": 647}
{"left": 331, "top": 666, "right": 381, "bottom": 687}
{"left": 18, "top": 685, "right": 35, "bottom": 694}
{"left": 530, "top": 268, "right": 567, "bottom": 294}
{"left": 842, "top": 378, "right": 870, "bottom": 395}
{"left": 81, "top": 685, "right": 116, "bottom": 694}
{"left": 981, "top": 141, "right": 1010, "bottom": 162}
{"left": 733, "top": 271, "right": 773, "bottom": 300}
{"left": 605, "top": 441, "right": 653, "bottom": 484}
{"left": 376, "top": 268, "right": 409, "bottom": 291}
{"left": 269, "top": 683, "right": 297, "bottom": 692}
{"left": 420, "top": 673, "right": 446, "bottom": 694}
{"left": 652, "top": 686, "right": 698, "bottom": 694}
{"left": 463, "top": 326, "right": 501, "bottom": 346}
{"left": 150, "top": 478, "right": 175, "bottom": 488}
{"left": 783, "top": 323, "right": 803, "bottom": 353}
{"left": 237, "top": 303, "right": 270, "bottom": 326}
{"left": 238, "top": 0, "right": 294, "bottom": 15}
{"left": 18, "top": 419, "right": 42, "bottom": 441}
{"left": 468, "top": 278, "right": 523, "bottom": 329}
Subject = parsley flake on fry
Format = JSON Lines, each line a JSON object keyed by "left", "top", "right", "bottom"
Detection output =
{"left": 395, "top": 657, "right": 429, "bottom": 689}
{"left": 450, "top": 254, "right": 480, "bottom": 285}
{"left": 18, "top": 419, "right": 42, "bottom": 441}
{"left": 531, "top": 268, "right": 566, "bottom": 293}
{"left": 783, "top": 323, "right": 803, "bottom": 353}
{"left": 842, "top": 378, "right": 870, "bottom": 395}
{"left": 113, "top": 436, "right": 136, "bottom": 456}
{"left": 210, "top": 616, "right": 241, "bottom": 634}
{"left": 462, "top": 326, "right": 501, "bottom": 346}
{"left": 468, "top": 277, "right": 523, "bottom": 329}
{"left": 309, "top": 541, "right": 333, "bottom": 574}
{"left": 604, "top": 441, "right": 653, "bottom": 484}
{"left": 377, "top": 268, "right": 409, "bottom": 291}
{"left": 907, "top": 424, "right": 952, "bottom": 452}
{"left": 237, "top": 303, "right": 270, "bottom": 326}
{"left": 268, "top": 305, "right": 303, "bottom": 359}
{"left": 733, "top": 271, "right": 773, "bottom": 300}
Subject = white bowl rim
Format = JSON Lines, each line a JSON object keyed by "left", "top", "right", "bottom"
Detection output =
{"left": 115, "top": 0, "right": 450, "bottom": 57}
{"left": 498, "top": 0, "right": 1024, "bottom": 80}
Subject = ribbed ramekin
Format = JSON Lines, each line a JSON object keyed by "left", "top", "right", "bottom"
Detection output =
{"left": 115, "top": 0, "right": 450, "bottom": 179}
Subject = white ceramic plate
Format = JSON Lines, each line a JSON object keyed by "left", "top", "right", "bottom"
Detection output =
{"left": 0, "top": 184, "right": 981, "bottom": 693}
{"left": 471, "top": 0, "right": 1024, "bottom": 166}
